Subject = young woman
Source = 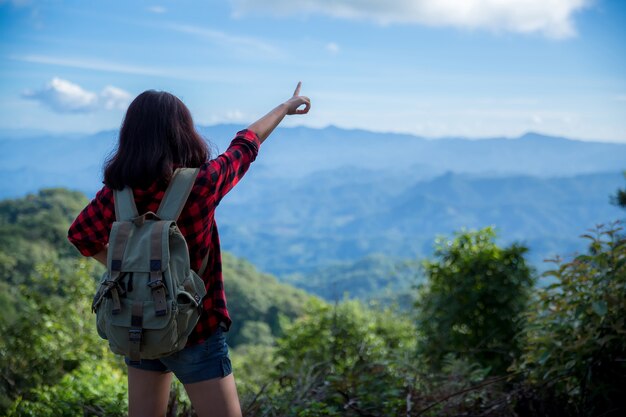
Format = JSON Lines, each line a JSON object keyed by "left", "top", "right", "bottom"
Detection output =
{"left": 68, "top": 83, "right": 311, "bottom": 417}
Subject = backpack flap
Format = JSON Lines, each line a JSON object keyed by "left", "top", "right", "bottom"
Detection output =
{"left": 99, "top": 296, "right": 178, "bottom": 361}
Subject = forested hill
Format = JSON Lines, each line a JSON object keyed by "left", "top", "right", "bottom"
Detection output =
{"left": 0, "top": 189, "right": 315, "bottom": 348}
{"left": 221, "top": 170, "right": 624, "bottom": 275}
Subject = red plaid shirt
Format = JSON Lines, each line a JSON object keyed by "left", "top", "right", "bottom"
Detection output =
{"left": 68, "top": 129, "right": 260, "bottom": 345}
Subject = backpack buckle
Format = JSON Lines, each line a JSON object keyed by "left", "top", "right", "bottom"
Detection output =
{"left": 148, "top": 271, "right": 168, "bottom": 316}
{"left": 128, "top": 328, "right": 142, "bottom": 342}
{"left": 147, "top": 278, "right": 165, "bottom": 289}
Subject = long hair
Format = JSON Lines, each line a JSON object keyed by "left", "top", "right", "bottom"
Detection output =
{"left": 103, "top": 90, "right": 210, "bottom": 189}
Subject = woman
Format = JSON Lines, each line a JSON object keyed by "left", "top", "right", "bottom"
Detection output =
{"left": 68, "top": 83, "right": 311, "bottom": 417}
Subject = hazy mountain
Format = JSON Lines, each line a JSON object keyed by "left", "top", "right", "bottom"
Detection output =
{"left": 1, "top": 125, "right": 624, "bottom": 279}
{"left": 218, "top": 170, "right": 624, "bottom": 275}
{"left": 2, "top": 125, "right": 625, "bottom": 199}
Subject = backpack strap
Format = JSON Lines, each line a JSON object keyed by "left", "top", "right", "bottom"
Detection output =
{"left": 157, "top": 167, "right": 210, "bottom": 277}
{"left": 156, "top": 168, "right": 200, "bottom": 221}
{"left": 149, "top": 220, "right": 168, "bottom": 317}
{"left": 114, "top": 187, "right": 139, "bottom": 221}
{"left": 128, "top": 300, "right": 144, "bottom": 364}
{"left": 198, "top": 250, "right": 210, "bottom": 277}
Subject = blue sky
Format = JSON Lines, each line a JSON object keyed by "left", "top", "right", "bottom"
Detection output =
{"left": 1, "top": 0, "right": 625, "bottom": 142}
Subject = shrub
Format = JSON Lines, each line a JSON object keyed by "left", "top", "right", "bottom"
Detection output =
{"left": 244, "top": 299, "right": 418, "bottom": 417}
{"left": 416, "top": 227, "right": 534, "bottom": 374}
{"left": 0, "top": 260, "right": 108, "bottom": 411}
{"left": 7, "top": 361, "right": 127, "bottom": 417}
{"left": 515, "top": 222, "right": 626, "bottom": 416}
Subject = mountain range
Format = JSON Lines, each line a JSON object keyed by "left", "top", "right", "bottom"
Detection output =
{"left": 1, "top": 125, "right": 624, "bottom": 282}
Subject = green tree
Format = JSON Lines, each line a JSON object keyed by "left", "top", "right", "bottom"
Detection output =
{"left": 416, "top": 227, "right": 534, "bottom": 374}
{"left": 222, "top": 253, "right": 313, "bottom": 347}
{"left": 610, "top": 171, "right": 626, "bottom": 209}
{"left": 7, "top": 361, "right": 127, "bottom": 417}
{"left": 0, "top": 260, "right": 121, "bottom": 412}
{"left": 0, "top": 188, "right": 90, "bottom": 284}
{"left": 516, "top": 222, "right": 626, "bottom": 416}
{"left": 243, "top": 299, "right": 418, "bottom": 417}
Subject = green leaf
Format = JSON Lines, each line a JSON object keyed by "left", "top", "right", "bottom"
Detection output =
{"left": 592, "top": 301, "right": 607, "bottom": 316}
{"left": 538, "top": 351, "right": 551, "bottom": 365}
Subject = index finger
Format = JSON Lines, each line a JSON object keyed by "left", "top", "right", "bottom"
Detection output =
{"left": 293, "top": 81, "right": 302, "bottom": 97}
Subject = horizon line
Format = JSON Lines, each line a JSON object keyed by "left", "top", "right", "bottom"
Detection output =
{"left": 0, "top": 124, "right": 624, "bottom": 145}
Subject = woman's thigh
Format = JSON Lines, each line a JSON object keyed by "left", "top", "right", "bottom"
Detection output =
{"left": 127, "top": 366, "right": 172, "bottom": 417}
{"left": 184, "top": 373, "right": 242, "bottom": 417}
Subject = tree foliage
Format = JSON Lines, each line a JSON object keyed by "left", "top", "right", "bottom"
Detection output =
{"left": 0, "top": 260, "right": 126, "bottom": 414}
{"left": 416, "top": 227, "right": 534, "bottom": 374}
{"left": 610, "top": 171, "right": 626, "bottom": 209}
{"left": 0, "top": 189, "right": 317, "bottom": 415}
{"left": 222, "top": 253, "right": 314, "bottom": 347}
{"left": 282, "top": 253, "right": 422, "bottom": 306}
{"left": 0, "top": 188, "right": 89, "bottom": 283}
{"left": 243, "top": 299, "right": 420, "bottom": 417}
{"left": 239, "top": 299, "right": 517, "bottom": 417}
{"left": 515, "top": 222, "right": 626, "bottom": 416}
{"left": 1, "top": 188, "right": 624, "bottom": 416}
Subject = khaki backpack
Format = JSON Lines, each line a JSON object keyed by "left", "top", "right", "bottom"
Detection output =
{"left": 91, "top": 168, "right": 208, "bottom": 363}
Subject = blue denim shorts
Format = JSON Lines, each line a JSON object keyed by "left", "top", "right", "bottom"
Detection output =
{"left": 125, "top": 327, "right": 232, "bottom": 384}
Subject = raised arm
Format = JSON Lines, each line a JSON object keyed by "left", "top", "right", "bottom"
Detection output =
{"left": 247, "top": 82, "right": 311, "bottom": 144}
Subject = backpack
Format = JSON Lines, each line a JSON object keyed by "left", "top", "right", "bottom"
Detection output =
{"left": 91, "top": 168, "right": 208, "bottom": 363}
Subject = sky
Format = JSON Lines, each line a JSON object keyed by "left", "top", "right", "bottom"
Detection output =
{"left": 0, "top": 0, "right": 625, "bottom": 142}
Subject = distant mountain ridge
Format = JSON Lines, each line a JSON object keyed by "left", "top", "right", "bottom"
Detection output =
{"left": 1, "top": 125, "right": 624, "bottom": 199}
{"left": 1, "top": 125, "right": 624, "bottom": 280}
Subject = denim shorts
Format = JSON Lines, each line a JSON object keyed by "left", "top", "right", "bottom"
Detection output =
{"left": 125, "top": 327, "right": 232, "bottom": 384}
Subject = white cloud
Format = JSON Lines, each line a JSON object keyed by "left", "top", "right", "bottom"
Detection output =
{"left": 164, "top": 23, "right": 281, "bottom": 56}
{"left": 202, "top": 109, "right": 248, "bottom": 125}
{"left": 326, "top": 42, "right": 340, "bottom": 54}
{"left": 11, "top": 54, "right": 171, "bottom": 77}
{"left": 22, "top": 78, "right": 98, "bottom": 113}
{"left": 231, "top": 0, "right": 591, "bottom": 38}
{"left": 100, "top": 85, "right": 132, "bottom": 110}
{"left": 225, "top": 110, "right": 245, "bottom": 121}
{"left": 147, "top": 5, "right": 167, "bottom": 14}
{"left": 10, "top": 53, "right": 262, "bottom": 83}
{"left": 22, "top": 78, "right": 132, "bottom": 113}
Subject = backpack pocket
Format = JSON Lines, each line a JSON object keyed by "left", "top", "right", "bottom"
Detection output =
{"left": 174, "top": 271, "right": 208, "bottom": 344}
{"left": 99, "top": 297, "right": 181, "bottom": 359}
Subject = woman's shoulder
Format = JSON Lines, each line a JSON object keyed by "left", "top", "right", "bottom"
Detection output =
{"left": 94, "top": 184, "right": 114, "bottom": 202}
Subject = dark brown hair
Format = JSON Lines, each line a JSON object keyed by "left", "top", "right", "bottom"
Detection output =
{"left": 103, "top": 90, "right": 210, "bottom": 189}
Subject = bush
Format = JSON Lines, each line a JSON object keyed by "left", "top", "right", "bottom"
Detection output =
{"left": 515, "top": 222, "right": 626, "bottom": 416}
{"left": 416, "top": 227, "right": 534, "bottom": 374}
{"left": 244, "top": 299, "right": 418, "bottom": 417}
{"left": 7, "top": 361, "right": 127, "bottom": 417}
{"left": 0, "top": 260, "right": 109, "bottom": 411}
{"left": 0, "top": 259, "right": 132, "bottom": 416}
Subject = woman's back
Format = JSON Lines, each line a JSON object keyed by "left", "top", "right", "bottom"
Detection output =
{"left": 68, "top": 129, "right": 261, "bottom": 344}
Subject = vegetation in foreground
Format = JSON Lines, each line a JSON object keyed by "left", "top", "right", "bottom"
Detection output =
{"left": 0, "top": 188, "right": 624, "bottom": 416}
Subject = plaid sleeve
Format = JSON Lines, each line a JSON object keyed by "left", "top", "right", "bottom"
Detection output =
{"left": 199, "top": 129, "right": 260, "bottom": 203}
{"left": 67, "top": 186, "right": 115, "bottom": 257}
